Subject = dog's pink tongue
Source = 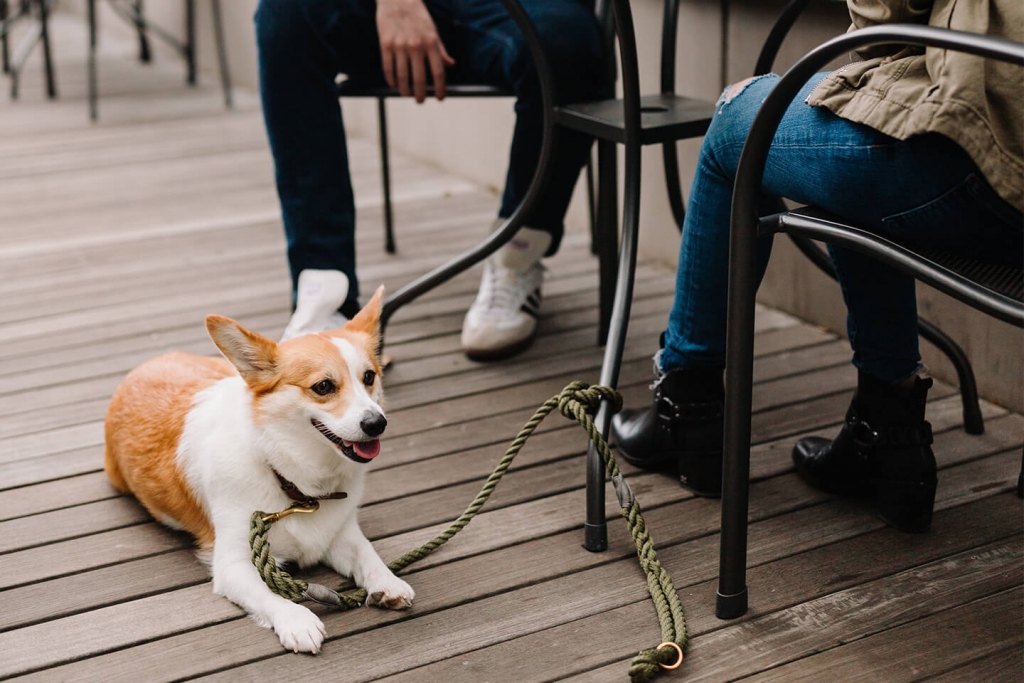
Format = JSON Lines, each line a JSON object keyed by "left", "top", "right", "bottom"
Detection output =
{"left": 353, "top": 439, "right": 380, "bottom": 460}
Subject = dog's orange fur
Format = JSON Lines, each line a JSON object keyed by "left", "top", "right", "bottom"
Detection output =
{"left": 104, "top": 352, "right": 230, "bottom": 550}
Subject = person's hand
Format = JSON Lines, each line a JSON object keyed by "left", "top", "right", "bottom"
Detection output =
{"left": 376, "top": 0, "right": 456, "bottom": 103}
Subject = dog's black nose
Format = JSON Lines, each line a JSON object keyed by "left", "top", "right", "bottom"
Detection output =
{"left": 360, "top": 411, "right": 387, "bottom": 437}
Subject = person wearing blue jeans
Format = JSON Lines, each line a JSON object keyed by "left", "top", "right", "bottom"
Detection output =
{"left": 612, "top": 0, "right": 1022, "bottom": 533}
{"left": 255, "top": 0, "right": 609, "bottom": 356}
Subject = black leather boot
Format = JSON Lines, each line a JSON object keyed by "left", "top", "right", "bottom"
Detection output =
{"left": 793, "top": 371, "right": 937, "bottom": 533}
{"left": 611, "top": 364, "right": 724, "bottom": 497}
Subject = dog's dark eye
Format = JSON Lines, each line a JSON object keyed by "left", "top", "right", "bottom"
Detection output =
{"left": 362, "top": 370, "right": 376, "bottom": 386}
{"left": 311, "top": 379, "right": 336, "bottom": 396}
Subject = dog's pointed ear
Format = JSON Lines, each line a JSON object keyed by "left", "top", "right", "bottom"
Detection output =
{"left": 346, "top": 285, "right": 385, "bottom": 341}
{"left": 206, "top": 315, "right": 277, "bottom": 385}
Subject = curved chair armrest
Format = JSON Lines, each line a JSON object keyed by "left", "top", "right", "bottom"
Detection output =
{"left": 753, "top": 0, "right": 813, "bottom": 76}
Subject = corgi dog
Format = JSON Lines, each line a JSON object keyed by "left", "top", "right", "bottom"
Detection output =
{"left": 103, "top": 286, "right": 413, "bottom": 654}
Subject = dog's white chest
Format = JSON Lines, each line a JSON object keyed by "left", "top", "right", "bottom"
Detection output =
{"left": 266, "top": 501, "right": 354, "bottom": 566}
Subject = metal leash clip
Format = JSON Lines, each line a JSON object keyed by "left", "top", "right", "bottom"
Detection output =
{"left": 261, "top": 500, "right": 320, "bottom": 524}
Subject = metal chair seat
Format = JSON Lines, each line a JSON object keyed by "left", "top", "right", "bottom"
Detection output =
{"left": 765, "top": 207, "right": 1024, "bottom": 326}
{"left": 336, "top": 82, "right": 512, "bottom": 98}
{"left": 554, "top": 93, "right": 714, "bottom": 145}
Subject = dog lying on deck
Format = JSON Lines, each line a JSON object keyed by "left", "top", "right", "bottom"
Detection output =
{"left": 103, "top": 286, "right": 413, "bottom": 654}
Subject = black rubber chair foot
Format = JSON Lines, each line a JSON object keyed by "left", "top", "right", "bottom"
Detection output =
{"left": 716, "top": 588, "right": 748, "bottom": 619}
{"left": 963, "top": 407, "right": 985, "bottom": 435}
{"left": 584, "top": 522, "right": 608, "bottom": 552}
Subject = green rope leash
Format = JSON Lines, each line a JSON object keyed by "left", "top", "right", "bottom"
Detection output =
{"left": 250, "top": 381, "right": 687, "bottom": 681}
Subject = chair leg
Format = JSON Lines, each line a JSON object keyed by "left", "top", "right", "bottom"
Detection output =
{"left": 135, "top": 0, "right": 151, "bottom": 62}
{"left": 210, "top": 0, "right": 232, "bottom": 108}
{"left": 184, "top": 0, "right": 195, "bottom": 85}
{"left": 87, "top": 0, "right": 98, "bottom": 121}
{"left": 595, "top": 139, "right": 618, "bottom": 345}
{"left": 917, "top": 318, "right": 984, "bottom": 435}
{"left": 716, "top": 217, "right": 764, "bottom": 622}
{"left": 38, "top": 0, "right": 55, "bottom": 98}
{"left": 586, "top": 139, "right": 644, "bottom": 553}
{"left": 1, "top": 0, "right": 10, "bottom": 74}
{"left": 586, "top": 153, "right": 598, "bottom": 256}
{"left": 378, "top": 97, "right": 396, "bottom": 254}
{"left": 1017, "top": 446, "right": 1022, "bottom": 499}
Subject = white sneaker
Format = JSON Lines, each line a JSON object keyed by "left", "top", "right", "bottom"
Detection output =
{"left": 461, "top": 226, "right": 551, "bottom": 360}
{"left": 281, "top": 269, "right": 350, "bottom": 341}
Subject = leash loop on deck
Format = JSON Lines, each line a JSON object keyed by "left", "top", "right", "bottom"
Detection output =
{"left": 250, "top": 381, "right": 687, "bottom": 681}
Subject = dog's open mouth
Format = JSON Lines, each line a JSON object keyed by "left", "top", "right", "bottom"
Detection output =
{"left": 311, "top": 419, "right": 380, "bottom": 464}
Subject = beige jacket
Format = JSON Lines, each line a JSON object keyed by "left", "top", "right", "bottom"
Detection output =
{"left": 807, "top": 0, "right": 1023, "bottom": 212}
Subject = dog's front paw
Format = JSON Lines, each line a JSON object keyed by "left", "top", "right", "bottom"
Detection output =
{"left": 365, "top": 575, "right": 415, "bottom": 610}
{"left": 272, "top": 602, "right": 326, "bottom": 654}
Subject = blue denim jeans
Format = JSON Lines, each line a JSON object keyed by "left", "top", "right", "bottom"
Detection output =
{"left": 255, "top": 0, "right": 609, "bottom": 313}
{"left": 662, "top": 73, "right": 1024, "bottom": 383}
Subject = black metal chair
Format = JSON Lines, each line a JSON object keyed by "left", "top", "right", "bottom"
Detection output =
{"left": 86, "top": 0, "right": 232, "bottom": 121}
{"left": 1, "top": 0, "right": 56, "bottom": 100}
{"left": 754, "top": 0, "right": 986, "bottom": 435}
{"left": 717, "top": 25, "right": 1024, "bottom": 619}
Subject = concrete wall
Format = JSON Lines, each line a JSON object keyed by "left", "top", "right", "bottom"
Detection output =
{"left": 66, "top": 0, "right": 1023, "bottom": 411}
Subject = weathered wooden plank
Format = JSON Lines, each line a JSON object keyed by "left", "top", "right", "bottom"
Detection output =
{"left": 195, "top": 499, "right": 1024, "bottom": 683}
{"left": 925, "top": 643, "right": 1024, "bottom": 683}
{"left": 0, "top": 524, "right": 190, "bottom": 590}
{"left": 0, "top": 551, "right": 210, "bottom": 633}
{"left": 0, "top": 398, "right": 110, "bottom": 441}
{"left": 375, "top": 497, "right": 1024, "bottom": 683}
{"left": 0, "top": 585, "right": 243, "bottom": 679}
{"left": 15, "top": 450, "right": 1018, "bottom": 682}
{"left": 674, "top": 543, "right": 1022, "bottom": 683}
{"left": 0, "top": 255, "right": 656, "bottom": 388}
{"left": 0, "top": 446, "right": 105, "bottom": 493}
{"left": 0, "top": 422, "right": 105, "bottom": 465}
{"left": 491, "top": 504, "right": 1024, "bottom": 683}
{"left": 0, "top": 215, "right": 588, "bottom": 330}
{"left": 0, "top": 242, "right": 606, "bottom": 389}
{"left": 0, "top": 472, "right": 114, "bottom": 522}
{"left": 742, "top": 588, "right": 1022, "bottom": 683}
{"left": 0, "top": 191, "right": 495, "bottom": 290}
{"left": 0, "top": 497, "right": 150, "bottom": 554}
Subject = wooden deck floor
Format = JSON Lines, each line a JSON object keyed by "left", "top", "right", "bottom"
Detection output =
{"left": 1, "top": 14, "right": 1022, "bottom": 683}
